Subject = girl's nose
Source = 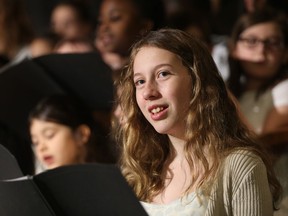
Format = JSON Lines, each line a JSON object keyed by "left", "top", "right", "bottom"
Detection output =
{"left": 37, "top": 141, "right": 47, "bottom": 152}
{"left": 98, "top": 20, "right": 109, "bottom": 33}
{"left": 251, "top": 45, "right": 266, "bottom": 62}
{"left": 142, "top": 82, "right": 160, "bottom": 100}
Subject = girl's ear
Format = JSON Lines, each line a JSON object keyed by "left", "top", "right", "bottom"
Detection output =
{"left": 75, "top": 125, "right": 91, "bottom": 146}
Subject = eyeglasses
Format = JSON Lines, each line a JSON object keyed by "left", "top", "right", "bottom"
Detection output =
{"left": 237, "top": 37, "right": 285, "bottom": 51}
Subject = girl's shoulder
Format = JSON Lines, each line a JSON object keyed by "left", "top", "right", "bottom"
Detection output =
{"left": 220, "top": 149, "right": 268, "bottom": 191}
{"left": 273, "top": 78, "right": 288, "bottom": 91}
{"left": 272, "top": 78, "right": 288, "bottom": 107}
{"left": 224, "top": 149, "right": 265, "bottom": 175}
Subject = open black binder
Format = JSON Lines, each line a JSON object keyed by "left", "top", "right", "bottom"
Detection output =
{"left": 0, "top": 145, "right": 148, "bottom": 216}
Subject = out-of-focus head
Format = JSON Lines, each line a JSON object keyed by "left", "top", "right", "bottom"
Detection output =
{"left": 29, "top": 94, "right": 96, "bottom": 169}
{"left": 96, "top": 0, "right": 165, "bottom": 56}
{"left": 230, "top": 8, "right": 288, "bottom": 80}
{"left": 50, "top": 1, "right": 93, "bottom": 39}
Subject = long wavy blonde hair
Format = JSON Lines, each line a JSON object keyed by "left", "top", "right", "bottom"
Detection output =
{"left": 117, "top": 28, "right": 281, "bottom": 205}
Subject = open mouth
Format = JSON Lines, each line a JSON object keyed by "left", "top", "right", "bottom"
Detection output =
{"left": 151, "top": 107, "right": 163, "bottom": 114}
{"left": 149, "top": 105, "right": 168, "bottom": 115}
{"left": 43, "top": 156, "right": 53, "bottom": 165}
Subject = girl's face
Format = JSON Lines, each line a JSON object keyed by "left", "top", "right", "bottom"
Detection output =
{"left": 51, "top": 5, "right": 84, "bottom": 39}
{"left": 97, "top": 0, "right": 147, "bottom": 55}
{"left": 133, "top": 46, "right": 192, "bottom": 139}
{"left": 233, "top": 22, "right": 287, "bottom": 81}
{"left": 30, "top": 119, "right": 85, "bottom": 169}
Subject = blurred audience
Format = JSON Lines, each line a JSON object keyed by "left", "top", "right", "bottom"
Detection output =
{"left": 28, "top": 0, "right": 97, "bottom": 59}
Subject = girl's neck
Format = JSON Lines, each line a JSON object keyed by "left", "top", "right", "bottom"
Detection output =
{"left": 245, "top": 77, "right": 266, "bottom": 91}
{"left": 168, "top": 135, "right": 186, "bottom": 158}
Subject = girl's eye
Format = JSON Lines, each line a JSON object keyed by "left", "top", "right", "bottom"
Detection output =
{"left": 158, "top": 71, "right": 170, "bottom": 78}
{"left": 134, "top": 79, "right": 145, "bottom": 86}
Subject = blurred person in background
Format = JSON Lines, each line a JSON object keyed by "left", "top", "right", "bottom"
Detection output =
{"left": 50, "top": 0, "right": 94, "bottom": 40}
{"left": 29, "top": 94, "right": 115, "bottom": 173}
{"left": 0, "top": 0, "right": 34, "bottom": 69}
{"left": 228, "top": 8, "right": 288, "bottom": 135}
{"left": 95, "top": 0, "right": 165, "bottom": 73}
{"left": 227, "top": 8, "right": 288, "bottom": 215}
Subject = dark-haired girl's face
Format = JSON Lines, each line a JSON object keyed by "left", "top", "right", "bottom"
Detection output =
{"left": 96, "top": 0, "right": 147, "bottom": 56}
{"left": 30, "top": 119, "right": 86, "bottom": 170}
{"left": 51, "top": 5, "right": 89, "bottom": 39}
{"left": 233, "top": 22, "right": 287, "bottom": 84}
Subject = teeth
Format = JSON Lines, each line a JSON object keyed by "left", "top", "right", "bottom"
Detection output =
{"left": 151, "top": 107, "right": 164, "bottom": 114}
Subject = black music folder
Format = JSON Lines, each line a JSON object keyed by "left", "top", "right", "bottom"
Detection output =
{"left": 34, "top": 52, "right": 114, "bottom": 111}
{"left": 0, "top": 145, "right": 148, "bottom": 216}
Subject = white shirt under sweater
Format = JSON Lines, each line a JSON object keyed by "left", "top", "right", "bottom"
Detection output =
{"left": 141, "top": 150, "right": 273, "bottom": 216}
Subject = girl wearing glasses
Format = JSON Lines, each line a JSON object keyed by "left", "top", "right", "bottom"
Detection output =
{"left": 228, "top": 8, "right": 288, "bottom": 215}
{"left": 228, "top": 7, "right": 288, "bottom": 134}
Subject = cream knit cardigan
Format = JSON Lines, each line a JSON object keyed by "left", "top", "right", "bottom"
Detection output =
{"left": 205, "top": 149, "right": 273, "bottom": 216}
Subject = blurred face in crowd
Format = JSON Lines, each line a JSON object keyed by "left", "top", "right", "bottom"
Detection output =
{"left": 233, "top": 22, "right": 287, "bottom": 81}
{"left": 96, "top": 0, "right": 149, "bottom": 56}
{"left": 30, "top": 119, "right": 87, "bottom": 169}
{"left": 51, "top": 4, "right": 88, "bottom": 39}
